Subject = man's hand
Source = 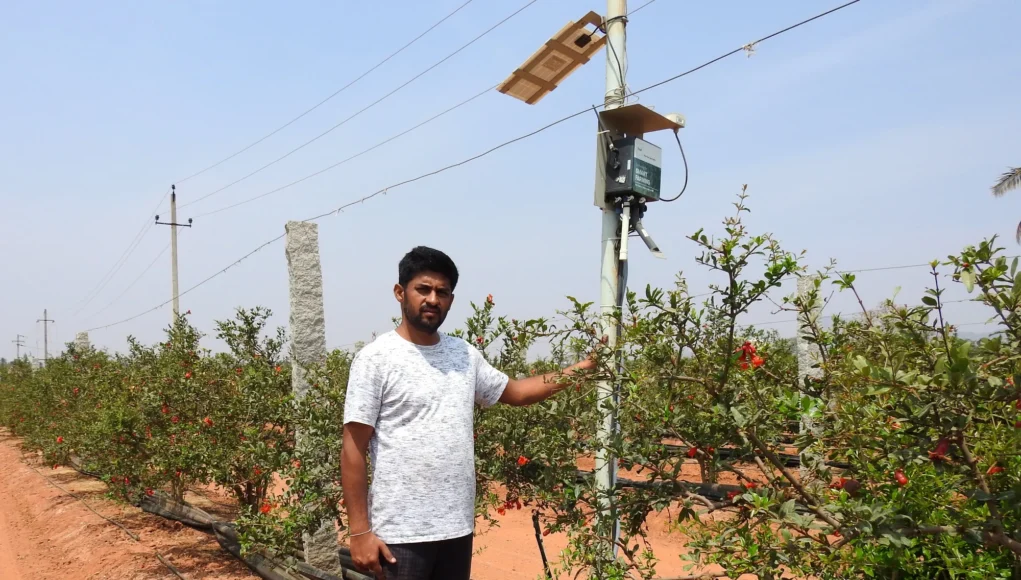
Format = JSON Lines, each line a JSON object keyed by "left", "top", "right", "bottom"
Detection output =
{"left": 343, "top": 423, "right": 393, "bottom": 577}
{"left": 498, "top": 354, "right": 597, "bottom": 406}
{"left": 350, "top": 532, "right": 396, "bottom": 579}
{"left": 578, "top": 350, "right": 598, "bottom": 371}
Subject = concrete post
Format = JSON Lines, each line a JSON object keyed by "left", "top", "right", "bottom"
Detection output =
{"left": 285, "top": 220, "right": 340, "bottom": 574}
{"left": 796, "top": 276, "right": 824, "bottom": 482}
{"left": 75, "top": 332, "right": 90, "bottom": 352}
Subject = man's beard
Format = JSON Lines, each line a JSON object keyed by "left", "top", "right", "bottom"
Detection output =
{"left": 402, "top": 301, "right": 446, "bottom": 333}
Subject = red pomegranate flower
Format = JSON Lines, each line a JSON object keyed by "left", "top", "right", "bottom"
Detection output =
{"left": 517, "top": 456, "right": 529, "bottom": 466}
{"left": 56, "top": 436, "right": 64, "bottom": 444}
{"left": 929, "top": 437, "right": 950, "bottom": 462}
{"left": 171, "top": 416, "right": 180, "bottom": 424}
{"left": 202, "top": 417, "right": 213, "bottom": 427}
{"left": 830, "top": 478, "right": 848, "bottom": 490}
{"left": 751, "top": 355, "right": 765, "bottom": 368}
{"left": 686, "top": 447, "right": 698, "bottom": 458}
{"left": 259, "top": 502, "right": 272, "bottom": 515}
{"left": 986, "top": 464, "right": 1004, "bottom": 475}
{"left": 894, "top": 469, "right": 908, "bottom": 486}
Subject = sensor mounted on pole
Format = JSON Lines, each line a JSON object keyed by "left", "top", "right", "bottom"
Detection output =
{"left": 605, "top": 136, "right": 662, "bottom": 202}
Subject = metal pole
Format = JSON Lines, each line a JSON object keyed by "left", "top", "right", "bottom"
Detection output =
{"left": 595, "top": 0, "right": 627, "bottom": 562}
{"left": 37, "top": 311, "right": 54, "bottom": 362}
{"left": 170, "top": 185, "right": 180, "bottom": 320}
{"left": 12, "top": 335, "right": 25, "bottom": 359}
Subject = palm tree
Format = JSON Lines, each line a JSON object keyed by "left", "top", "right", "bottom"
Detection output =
{"left": 992, "top": 167, "right": 1021, "bottom": 242}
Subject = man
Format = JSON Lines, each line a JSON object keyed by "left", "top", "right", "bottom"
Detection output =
{"left": 342, "top": 246, "right": 594, "bottom": 580}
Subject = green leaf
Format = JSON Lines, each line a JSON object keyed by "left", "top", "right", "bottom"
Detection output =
{"left": 853, "top": 356, "right": 869, "bottom": 372}
{"left": 960, "top": 270, "right": 976, "bottom": 292}
{"left": 730, "top": 406, "right": 747, "bottom": 427}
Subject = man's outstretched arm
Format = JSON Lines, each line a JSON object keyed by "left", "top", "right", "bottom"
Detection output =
{"left": 342, "top": 422, "right": 395, "bottom": 579}
{"left": 497, "top": 356, "right": 595, "bottom": 407}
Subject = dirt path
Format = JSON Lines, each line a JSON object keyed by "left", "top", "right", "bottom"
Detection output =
{"left": 0, "top": 432, "right": 738, "bottom": 579}
{"left": 0, "top": 433, "right": 256, "bottom": 579}
{"left": 0, "top": 493, "right": 25, "bottom": 580}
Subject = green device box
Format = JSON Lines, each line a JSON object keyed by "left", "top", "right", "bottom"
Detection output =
{"left": 605, "top": 136, "right": 662, "bottom": 201}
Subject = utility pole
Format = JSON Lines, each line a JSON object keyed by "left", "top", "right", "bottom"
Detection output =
{"left": 494, "top": 0, "right": 681, "bottom": 569}
{"left": 12, "top": 335, "right": 25, "bottom": 360}
{"left": 37, "top": 310, "right": 54, "bottom": 362}
{"left": 155, "top": 184, "right": 193, "bottom": 321}
{"left": 594, "top": 0, "right": 628, "bottom": 561}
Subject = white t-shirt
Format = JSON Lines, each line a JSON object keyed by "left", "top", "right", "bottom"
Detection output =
{"left": 342, "top": 331, "right": 509, "bottom": 544}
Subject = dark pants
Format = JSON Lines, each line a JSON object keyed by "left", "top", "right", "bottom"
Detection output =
{"left": 381, "top": 533, "right": 473, "bottom": 580}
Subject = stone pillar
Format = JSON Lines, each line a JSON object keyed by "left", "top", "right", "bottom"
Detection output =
{"left": 285, "top": 221, "right": 341, "bottom": 574}
{"left": 797, "top": 276, "right": 825, "bottom": 482}
{"left": 75, "top": 332, "right": 90, "bottom": 352}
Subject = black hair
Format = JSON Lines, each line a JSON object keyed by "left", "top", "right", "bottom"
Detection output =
{"left": 398, "top": 246, "right": 459, "bottom": 290}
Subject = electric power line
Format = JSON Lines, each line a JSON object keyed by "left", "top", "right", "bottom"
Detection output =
{"left": 192, "top": 0, "right": 668, "bottom": 219}
{"left": 194, "top": 84, "right": 498, "bottom": 218}
{"left": 70, "top": 187, "right": 172, "bottom": 318}
{"left": 628, "top": 0, "right": 658, "bottom": 17}
{"left": 84, "top": 0, "right": 865, "bottom": 333}
{"left": 82, "top": 0, "right": 668, "bottom": 315}
{"left": 87, "top": 243, "right": 172, "bottom": 320}
{"left": 85, "top": 234, "right": 286, "bottom": 332}
{"left": 173, "top": 0, "right": 477, "bottom": 186}
{"left": 179, "top": 0, "right": 542, "bottom": 210}
{"left": 624, "top": 0, "right": 862, "bottom": 101}
{"left": 65, "top": 3, "right": 478, "bottom": 319}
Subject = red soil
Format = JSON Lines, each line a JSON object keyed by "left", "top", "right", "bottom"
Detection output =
{"left": 0, "top": 431, "right": 757, "bottom": 579}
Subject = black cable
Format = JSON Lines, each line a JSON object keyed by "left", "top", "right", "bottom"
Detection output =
{"left": 603, "top": 16, "right": 627, "bottom": 92}
{"left": 22, "top": 458, "right": 187, "bottom": 579}
{"left": 659, "top": 131, "right": 689, "bottom": 203}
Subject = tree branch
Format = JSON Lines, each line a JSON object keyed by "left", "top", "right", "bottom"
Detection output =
{"left": 743, "top": 430, "right": 841, "bottom": 530}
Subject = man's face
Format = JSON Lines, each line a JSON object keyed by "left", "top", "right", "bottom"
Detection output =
{"left": 395, "top": 271, "right": 454, "bottom": 334}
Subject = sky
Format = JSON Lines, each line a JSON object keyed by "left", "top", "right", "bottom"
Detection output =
{"left": 2, "top": 0, "right": 1020, "bottom": 361}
